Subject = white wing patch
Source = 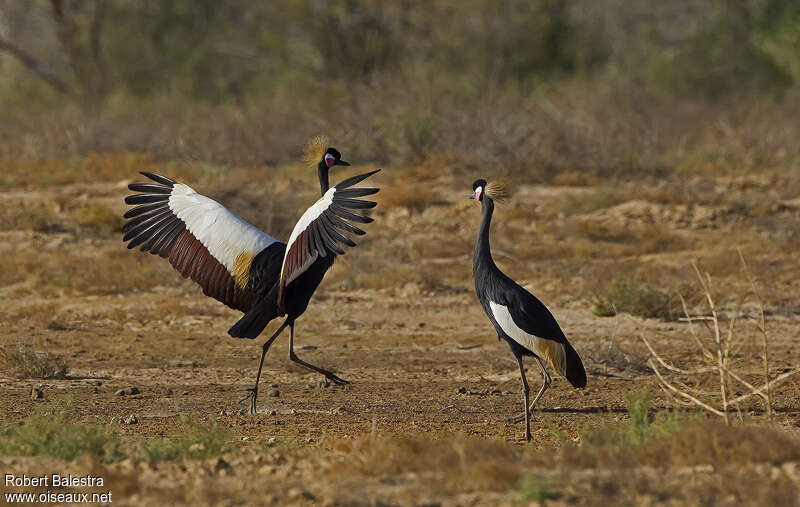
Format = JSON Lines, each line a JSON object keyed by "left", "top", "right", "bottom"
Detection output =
{"left": 168, "top": 183, "right": 279, "bottom": 273}
{"left": 284, "top": 186, "right": 336, "bottom": 254}
{"left": 489, "top": 301, "right": 567, "bottom": 375}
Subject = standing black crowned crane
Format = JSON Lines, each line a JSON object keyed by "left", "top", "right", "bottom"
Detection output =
{"left": 469, "top": 179, "right": 586, "bottom": 441}
{"left": 121, "top": 137, "right": 380, "bottom": 414}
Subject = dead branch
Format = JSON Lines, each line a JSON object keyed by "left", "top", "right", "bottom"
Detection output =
{"left": 692, "top": 263, "right": 729, "bottom": 425}
{"left": 638, "top": 333, "right": 714, "bottom": 375}
{"left": 0, "top": 36, "right": 71, "bottom": 94}
{"left": 738, "top": 248, "right": 771, "bottom": 420}
{"left": 648, "top": 359, "right": 725, "bottom": 417}
{"left": 727, "top": 367, "right": 800, "bottom": 406}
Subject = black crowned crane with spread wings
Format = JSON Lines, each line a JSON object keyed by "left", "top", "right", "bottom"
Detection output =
{"left": 469, "top": 178, "right": 586, "bottom": 442}
{"left": 121, "top": 137, "right": 380, "bottom": 414}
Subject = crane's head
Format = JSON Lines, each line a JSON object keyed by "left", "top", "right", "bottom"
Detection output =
{"left": 323, "top": 147, "right": 350, "bottom": 168}
{"left": 303, "top": 136, "right": 350, "bottom": 169}
{"left": 469, "top": 178, "right": 509, "bottom": 203}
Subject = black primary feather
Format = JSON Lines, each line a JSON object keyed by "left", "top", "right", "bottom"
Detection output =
{"left": 140, "top": 171, "right": 176, "bottom": 187}
{"left": 125, "top": 194, "right": 169, "bottom": 205}
{"left": 334, "top": 169, "right": 381, "bottom": 190}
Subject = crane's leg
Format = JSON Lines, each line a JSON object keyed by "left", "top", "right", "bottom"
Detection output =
{"left": 240, "top": 319, "right": 289, "bottom": 415}
{"left": 508, "top": 355, "right": 551, "bottom": 424}
{"left": 513, "top": 351, "right": 532, "bottom": 442}
{"left": 288, "top": 322, "right": 349, "bottom": 385}
{"left": 528, "top": 355, "right": 552, "bottom": 413}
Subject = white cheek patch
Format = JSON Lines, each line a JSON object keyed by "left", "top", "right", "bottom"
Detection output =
{"left": 324, "top": 153, "right": 336, "bottom": 167}
{"left": 475, "top": 186, "right": 483, "bottom": 200}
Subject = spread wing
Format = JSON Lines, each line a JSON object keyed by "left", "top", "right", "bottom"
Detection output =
{"left": 278, "top": 169, "right": 380, "bottom": 311}
{"left": 122, "top": 172, "right": 285, "bottom": 312}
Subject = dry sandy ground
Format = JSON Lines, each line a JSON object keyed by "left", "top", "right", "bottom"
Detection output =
{"left": 1, "top": 162, "right": 800, "bottom": 505}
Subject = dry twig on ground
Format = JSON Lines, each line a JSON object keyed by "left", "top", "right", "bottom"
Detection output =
{"left": 639, "top": 255, "right": 800, "bottom": 423}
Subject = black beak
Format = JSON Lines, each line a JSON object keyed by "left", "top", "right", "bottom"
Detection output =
{"left": 468, "top": 193, "right": 476, "bottom": 199}
{"left": 335, "top": 160, "right": 350, "bottom": 166}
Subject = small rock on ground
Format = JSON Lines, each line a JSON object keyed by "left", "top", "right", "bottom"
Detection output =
{"left": 115, "top": 387, "right": 140, "bottom": 396}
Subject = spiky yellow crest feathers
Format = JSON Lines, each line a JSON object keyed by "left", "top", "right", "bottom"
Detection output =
{"left": 302, "top": 135, "right": 330, "bottom": 167}
{"left": 485, "top": 180, "right": 511, "bottom": 203}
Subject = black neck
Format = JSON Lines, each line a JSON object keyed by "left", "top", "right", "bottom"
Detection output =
{"left": 317, "top": 162, "right": 330, "bottom": 194}
{"left": 474, "top": 197, "right": 495, "bottom": 272}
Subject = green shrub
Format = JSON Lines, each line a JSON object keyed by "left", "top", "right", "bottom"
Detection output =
{"left": 511, "top": 472, "right": 559, "bottom": 503}
{"left": 582, "top": 390, "right": 683, "bottom": 449}
{"left": 0, "top": 413, "right": 123, "bottom": 463}
{"left": 139, "top": 418, "right": 231, "bottom": 462}
{"left": 590, "top": 279, "right": 674, "bottom": 320}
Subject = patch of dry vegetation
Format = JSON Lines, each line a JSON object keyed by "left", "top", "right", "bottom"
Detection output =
{"left": 376, "top": 186, "right": 438, "bottom": 213}
{"left": 316, "top": 394, "right": 800, "bottom": 504}
{"left": 70, "top": 202, "right": 124, "bottom": 236}
{"left": 590, "top": 279, "right": 677, "bottom": 320}
{"left": 24, "top": 249, "right": 178, "bottom": 296}
{"left": 325, "top": 433, "right": 527, "bottom": 495}
{"left": 0, "top": 412, "right": 122, "bottom": 462}
{"left": 0, "top": 342, "right": 68, "bottom": 379}
{"left": 565, "top": 222, "right": 691, "bottom": 257}
{"left": 558, "top": 186, "right": 628, "bottom": 216}
{"left": 0, "top": 200, "right": 61, "bottom": 233}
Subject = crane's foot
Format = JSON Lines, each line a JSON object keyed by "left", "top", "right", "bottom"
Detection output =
{"left": 507, "top": 411, "right": 534, "bottom": 424}
{"left": 239, "top": 388, "right": 259, "bottom": 415}
{"left": 508, "top": 434, "right": 533, "bottom": 443}
{"left": 325, "top": 372, "right": 349, "bottom": 386}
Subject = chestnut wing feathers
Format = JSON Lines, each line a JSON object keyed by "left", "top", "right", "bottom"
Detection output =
{"left": 123, "top": 172, "right": 284, "bottom": 313}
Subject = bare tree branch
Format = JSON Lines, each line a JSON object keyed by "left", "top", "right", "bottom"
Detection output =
{"left": 0, "top": 36, "right": 71, "bottom": 94}
{"left": 89, "top": 0, "right": 108, "bottom": 97}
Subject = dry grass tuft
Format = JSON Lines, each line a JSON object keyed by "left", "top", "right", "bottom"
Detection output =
{"left": 1, "top": 153, "right": 158, "bottom": 188}
{"left": 0, "top": 201, "right": 61, "bottom": 233}
{"left": 564, "top": 419, "right": 800, "bottom": 470}
{"left": 590, "top": 279, "right": 677, "bottom": 320}
{"left": 375, "top": 186, "right": 437, "bottom": 213}
{"left": 71, "top": 202, "right": 124, "bottom": 236}
{"left": 326, "top": 433, "right": 524, "bottom": 494}
{"left": 24, "top": 248, "right": 178, "bottom": 295}
{"left": 558, "top": 187, "right": 627, "bottom": 216}
{"left": 0, "top": 342, "right": 68, "bottom": 379}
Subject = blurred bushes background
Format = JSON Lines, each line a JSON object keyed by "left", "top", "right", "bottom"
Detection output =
{"left": 1, "top": 0, "right": 799, "bottom": 176}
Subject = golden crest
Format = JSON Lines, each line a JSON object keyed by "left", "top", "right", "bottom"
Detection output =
{"left": 302, "top": 135, "right": 330, "bottom": 167}
{"left": 485, "top": 180, "right": 511, "bottom": 203}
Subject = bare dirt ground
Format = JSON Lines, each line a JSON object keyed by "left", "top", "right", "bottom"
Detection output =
{"left": 2, "top": 160, "right": 800, "bottom": 505}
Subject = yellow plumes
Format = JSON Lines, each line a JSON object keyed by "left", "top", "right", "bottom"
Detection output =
{"left": 233, "top": 251, "right": 255, "bottom": 289}
{"left": 302, "top": 135, "right": 330, "bottom": 167}
{"left": 485, "top": 180, "right": 511, "bottom": 203}
{"left": 534, "top": 339, "right": 567, "bottom": 376}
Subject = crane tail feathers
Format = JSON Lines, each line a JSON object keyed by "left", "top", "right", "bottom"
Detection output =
{"left": 228, "top": 288, "right": 280, "bottom": 339}
{"left": 564, "top": 342, "right": 586, "bottom": 388}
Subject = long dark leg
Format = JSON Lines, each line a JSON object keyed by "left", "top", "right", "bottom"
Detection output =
{"left": 508, "top": 355, "right": 551, "bottom": 424}
{"left": 240, "top": 319, "right": 289, "bottom": 414}
{"left": 288, "top": 322, "right": 349, "bottom": 385}
{"left": 514, "top": 352, "right": 532, "bottom": 442}
{"left": 528, "top": 355, "right": 551, "bottom": 414}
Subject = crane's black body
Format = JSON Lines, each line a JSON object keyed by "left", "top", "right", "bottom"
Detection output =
{"left": 122, "top": 146, "right": 379, "bottom": 416}
{"left": 232, "top": 159, "right": 381, "bottom": 414}
{"left": 470, "top": 179, "right": 586, "bottom": 441}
